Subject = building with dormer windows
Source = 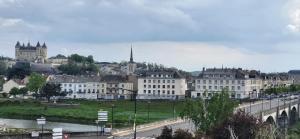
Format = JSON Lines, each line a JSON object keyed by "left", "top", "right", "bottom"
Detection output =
{"left": 15, "top": 41, "right": 47, "bottom": 63}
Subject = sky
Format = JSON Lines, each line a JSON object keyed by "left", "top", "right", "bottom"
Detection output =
{"left": 0, "top": 0, "right": 300, "bottom": 72}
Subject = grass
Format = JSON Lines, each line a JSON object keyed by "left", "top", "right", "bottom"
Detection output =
{"left": 288, "top": 121, "right": 300, "bottom": 139}
{"left": 0, "top": 99, "right": 185, "bottom": 128}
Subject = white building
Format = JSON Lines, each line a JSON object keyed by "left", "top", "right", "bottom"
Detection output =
{"left": 49, "top": 75, "right": 134, "bottom": 100}
{"left": 1, "top": 79, "right": 27, "bottom": 94}
{"left": 137, "top": 71, "right": 187, "bottom": 100}
{"left": 192, "top": 68, "right": 263, "bottom": 99}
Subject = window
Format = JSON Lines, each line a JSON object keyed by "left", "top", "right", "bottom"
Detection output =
{"left": 158, "top": 85, "right": 160, "bottom": 88}
{"left": 153, "top": 85, "right": 156, "bottom": 88}
{"left": 163, "top": 85, "right": 165, "bottom": 88}
{"left": 220, "top": 80, "right": 223, "bottom": 84}
{"left": 93, "top": 89, "right": 95, "bottom": 93}
{"left": 153, "top": 80, "right": 156, "bottom": 83}
{"left": 102, "top": 89, "right": 104, "bottom": 93}
{"left": 172, "top": 85, "right": 175, "bottom": 89}
{"left": 226, "top": 80, "right": 229, "bottom": 84}
{"left": 88, "top": 89, "right": 91, "bottom": 93}
{"left": 163, "top": 90, "right": 166, "bottom": 94}
{"left": 232, "top": 80, "right": 235, "bottom": 84}
{"left": 237, "top": 86, "right": 241, "bottom": 90}
{"left": 203, "top": 80, "right": 206, "bottom": 84}
{"left": 79, "top": 84, "right": 82, "bottom": 87}
{"left": 148, "top": 85, "right": 151, "bottom": 88}
{"left": 144, "top": 85, "right": 146, "bottom": 88}
{"left": 163, "top": 80, "right": 165, "bottom": 83}
{"left": 167, "top": 80, "right": 170, "bottom": 83}
{"left": 144, "top": 80, "right": 146, "bottom": 83}
{"left": 203, "top": 86, "right": 206, "bottom": 89}
{"left": 209, "top": 80, "right": 212, "bottom": 84}
{"left": 69, "top": 84, "right": 72, "bottom": 87}
{"left": 172, "top": 90, "right": 175, "bottom": 95}
{"left": 84, "top": 84, "right": 86, "bottom": 87}
{"left": 144, "top": 90, "right": 146, "bottom": 93}
{"left": 209, "top": 86, "right": 212, "bottom": 89}
{"left": 197, "top": 80, "right": 200, "bottom": 83}
{"left": 102, "top": 84, "right": 105, "bottom": 88}
{"left": 167, "top": 90, "right": 170, "bottom": 94}
{"left": 214, "top": 86, "right": 218, "bottom": 90}
{"left": 197, "top": 85, "right": 201, "bottom": 89}
{"left": 214, "top": 80, "right": 217, "bottom": 84}
{"left": 148, "top": 80, "right": 151, "bottom": 83}
{"left": 167, "top": 85, "right": 170, "bottom": 88}
{"left": 64, "top": 84, "right": 67, "bottom": 87}
{"left": 172, "top": 80, "right": 175, "bottom": 83}
{"left": 231, "top": 86, "right": 235, "bottom": 91}
{"left": 97, "top": 89, "right": 100, "bottom": 93}
{"left": 148, "top": 90, "right": 151, "bottom": 93}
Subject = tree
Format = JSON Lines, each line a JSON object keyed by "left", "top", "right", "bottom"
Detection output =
{"left": 180, "top": 90, "right": 236, "bottom": 134}
{"left": 9, "top": 87, "right": 19, "bottom": 97}
{"left": 211, "top": 110, "right": 262, "bottom": 139}
{"left": 26, "top": 73, "right": 46, "bottom": 96}
{"left": 7, "top": 62, "right": 31, "bottom": 79}
{"left": 40, "top": 83, "right": 63, "bottom": 102}
{"left": 157, "top": 126, "right": 173, "bottom": 139}
{"left": 0, "top": 61, "right": 7, "bottom": 75}
{"left": 173, "top": 129, "right": 193, "bottom": 139}
{"left": 19, "top": 87, "right": 28, "bottom": 97}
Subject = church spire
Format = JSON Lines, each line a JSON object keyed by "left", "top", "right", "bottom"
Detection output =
{"left": 130, "top": 45, "right": 134, "bottom": 63}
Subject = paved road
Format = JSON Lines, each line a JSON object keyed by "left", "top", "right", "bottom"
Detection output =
{"left": 67, "top": 98, "right": 299, "bottom": 139}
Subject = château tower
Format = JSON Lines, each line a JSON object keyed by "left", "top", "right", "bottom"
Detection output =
{"left": 15, "top": 41, "right": 48, "bottom": 63}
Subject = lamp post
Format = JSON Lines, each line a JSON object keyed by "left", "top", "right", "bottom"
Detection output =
{"left": 111, "top": 104, "right": 115, "bottom": 131}
{"left": 113, "top": 87, "right": 138, "bottom": 139}
{"left": 147, "top": 101, "right": 151, "bottom": 123}
{"left": 172, "top": 99, "right": 175, "bottom": 120}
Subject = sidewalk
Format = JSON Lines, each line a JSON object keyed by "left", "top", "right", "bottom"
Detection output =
{"left": 112, "top": 118, "right": 184, "bottom": 137}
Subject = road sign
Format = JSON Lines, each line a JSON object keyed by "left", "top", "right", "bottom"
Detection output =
{"left": 52, "top": 128, "right": 63, "bottom": 139}
{"left": 98, "top": 111, "right": 108, "bottom": 122}
{"left": 31, "top": 131, "right": 39, "bottom": 137}
{"left": 37, "top": 117, "right": 46, "bottom": 125}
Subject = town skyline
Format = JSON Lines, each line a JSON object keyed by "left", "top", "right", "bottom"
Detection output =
{"left": 0, "top": 0, "right": 300, "bottom": 72}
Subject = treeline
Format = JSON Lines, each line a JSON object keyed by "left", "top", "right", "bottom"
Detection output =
{"left": 58, "top": 54, "right": 98, "bottom": 75}
{"left": 264, "top": 84, "right": 300, "bottom": 95}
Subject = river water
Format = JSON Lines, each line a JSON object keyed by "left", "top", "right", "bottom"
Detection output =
{"left": 0, "top": 118, "right": 98, "bottom": 132}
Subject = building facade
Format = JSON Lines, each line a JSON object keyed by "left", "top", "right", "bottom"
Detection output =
{"left": 137, "top": 71, "right": 187, "bottom": 100}
{"left": 15, "top": 41, "right": 47, "bottom": 63}
{"left": 49, "top": 75, "right": 133, "bottom": 99}
{"left": 192, "top": 68, "right": 263, "bottom": 99}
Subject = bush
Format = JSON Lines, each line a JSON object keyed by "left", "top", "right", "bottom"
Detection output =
{"left": 173, "top": 129, "right": 193, "bottom": 139}
{"left": 157, "top": 126, "right": 172, "bottom": 139}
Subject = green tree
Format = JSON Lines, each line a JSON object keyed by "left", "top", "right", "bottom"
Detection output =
{"left": 9, "top": 87, "right": 19, "bottom": 97}
{"left": 180, "top": 90, "right": 236, "bottom": 134}
{"left": 26, "top": 73, "right": 46, "bottom": 96}
{"left": 19, "top": 87, "right": 28, "bottom": 97}
{"left": 40, "top": 83, "right": 63, "bottom": 102}
{"left": 0, "top": 61, "right": 7, "bottom": 75}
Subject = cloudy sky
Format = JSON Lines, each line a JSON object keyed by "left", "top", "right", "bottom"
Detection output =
{"left": 0, "top": 0, "right": 300, "bottom": 72}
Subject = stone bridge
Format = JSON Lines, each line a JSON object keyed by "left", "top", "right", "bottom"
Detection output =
{"left": 256, "top": 100, "right": 299, "bottom": 128}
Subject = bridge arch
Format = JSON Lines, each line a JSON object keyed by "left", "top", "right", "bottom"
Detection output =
{"left": 290, "top": 107, "right": 297, "bottom": 125}
{"left": 278, "top": 111, "right": 288, "bottom": 128}
{"left": 265, "top": 116, "right": 276, "bottom": 125}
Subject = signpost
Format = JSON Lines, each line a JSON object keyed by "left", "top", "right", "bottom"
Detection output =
{"left": 97, "top": 111, "right": 108, "bottom": 137}
{"left": 37, "top": 117, "right": 46, "bottom": 139}
{"left": 52, "top": 128, "right": 63, "bottom": 139}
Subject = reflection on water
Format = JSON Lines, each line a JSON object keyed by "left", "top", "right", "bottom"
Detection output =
{"left": 0, "top": 118, "right": 97, "bottom": 132}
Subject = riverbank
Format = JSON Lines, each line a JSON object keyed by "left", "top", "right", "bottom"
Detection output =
{"left": 0, "top": 99, "right": 184, "bottom": 128}
{"left": 288, "top": 121, "right": 300, "bottom": 138}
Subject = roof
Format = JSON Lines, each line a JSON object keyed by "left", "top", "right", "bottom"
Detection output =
{"left": 138, "top": 70, "right": 185, "bottom": 79}
{"left": 289, "top": 70, "right": 300, "bottom": 75}
{"left": 49, "top": 75, "right": 130, "bottom": 83}
{"left": 30, "top": 63, "right": 56, "bottom": 74}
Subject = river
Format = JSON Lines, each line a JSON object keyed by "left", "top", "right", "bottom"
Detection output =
{"left": 0, "top": 118, "right": 98, "bottom": 132}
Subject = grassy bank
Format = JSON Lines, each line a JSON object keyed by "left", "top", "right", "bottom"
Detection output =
{"left": 288, "top": 121, "right": 300, "bottom": 139}
{"left": 0, "top": 99, "right": 184, "bottom": 128}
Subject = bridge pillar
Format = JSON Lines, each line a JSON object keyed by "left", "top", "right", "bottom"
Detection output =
{"left": 288, "top": 103, "right": 291, "bottom": 126}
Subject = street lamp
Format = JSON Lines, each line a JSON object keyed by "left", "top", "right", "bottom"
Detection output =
{"left": 113, "top": 87, "right": 138, "bottom": 139}
{"left": 111, "top": 104, "right": 115, "bottom": 131}
{"left": 172, "top": 99, "right": 175, "bottom": 120}
{"left": 147, "top": 101, "right": 151, "bottom": 123}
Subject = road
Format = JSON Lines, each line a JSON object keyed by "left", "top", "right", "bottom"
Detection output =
{"left": 113, "top": 97, "right": 298, "bottom": 138}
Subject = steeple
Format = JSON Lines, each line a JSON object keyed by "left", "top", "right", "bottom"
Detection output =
{"left": 130, "top": 45, "right": 134, "bottom": 63}
{"left": 42, "top": 42, "right": 47, "bottom": 48}
{"left": 15, "top": 41, "right": 20, "bottom": 47}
